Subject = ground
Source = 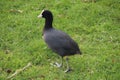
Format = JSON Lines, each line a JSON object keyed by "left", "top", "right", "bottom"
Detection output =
{"left": 0, "top": 0, "right": 120, "bottom": 80}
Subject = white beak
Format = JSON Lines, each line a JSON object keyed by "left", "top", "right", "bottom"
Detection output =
{"left": 38, "top": 14, "right": 42, "bottom": 18}
{"left": 38, "top": 10, "right": 45, "bottom": 18}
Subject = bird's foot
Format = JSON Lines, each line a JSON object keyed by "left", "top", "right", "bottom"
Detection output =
{"left": 64, "top": 68, "right": 72, "bottom": 73}
{"left": 54, "top": 62, "right": 62, "bottom": 68}
{"left": 50, "top": 62, "right": 62, "bottom": 68}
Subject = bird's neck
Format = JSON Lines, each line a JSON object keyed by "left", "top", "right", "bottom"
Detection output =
{"left": 44, "top": 18, "right": 53, "bottom": 29}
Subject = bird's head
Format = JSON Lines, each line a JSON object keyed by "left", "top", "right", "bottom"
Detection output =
{"left": 38, "top": 10, "right": 53, "bottom": 19}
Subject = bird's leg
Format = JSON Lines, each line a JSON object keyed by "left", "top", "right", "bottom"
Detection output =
{"left": 54, "top": 57, "right": 63, "bottom": 67}
{"left": 64, "top": 57, "right": 71, "bottom": 73}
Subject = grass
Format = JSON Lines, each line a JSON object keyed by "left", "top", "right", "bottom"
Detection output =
{"left": 0, "top": 0, "right": 120, "bottom": 80}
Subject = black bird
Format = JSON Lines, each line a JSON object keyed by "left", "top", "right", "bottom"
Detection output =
{"left": 38, "top": 10, "right": 82, "bottom": 72}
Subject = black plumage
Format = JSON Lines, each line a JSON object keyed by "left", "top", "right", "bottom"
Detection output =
{"left": 38, "top": 10, "right": 82, "bottom": 72}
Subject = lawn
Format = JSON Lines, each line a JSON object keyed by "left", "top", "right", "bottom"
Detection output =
{"left": 0, "top": 0, "right": 120, "bottom": 80}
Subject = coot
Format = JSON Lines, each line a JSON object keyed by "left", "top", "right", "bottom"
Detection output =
{"left": 38, "top": 10, "right": 82, "bottom": 72}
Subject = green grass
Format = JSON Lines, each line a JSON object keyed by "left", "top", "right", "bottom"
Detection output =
{"left": 0, "top": 0, "right": 120, "bottom": 80}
